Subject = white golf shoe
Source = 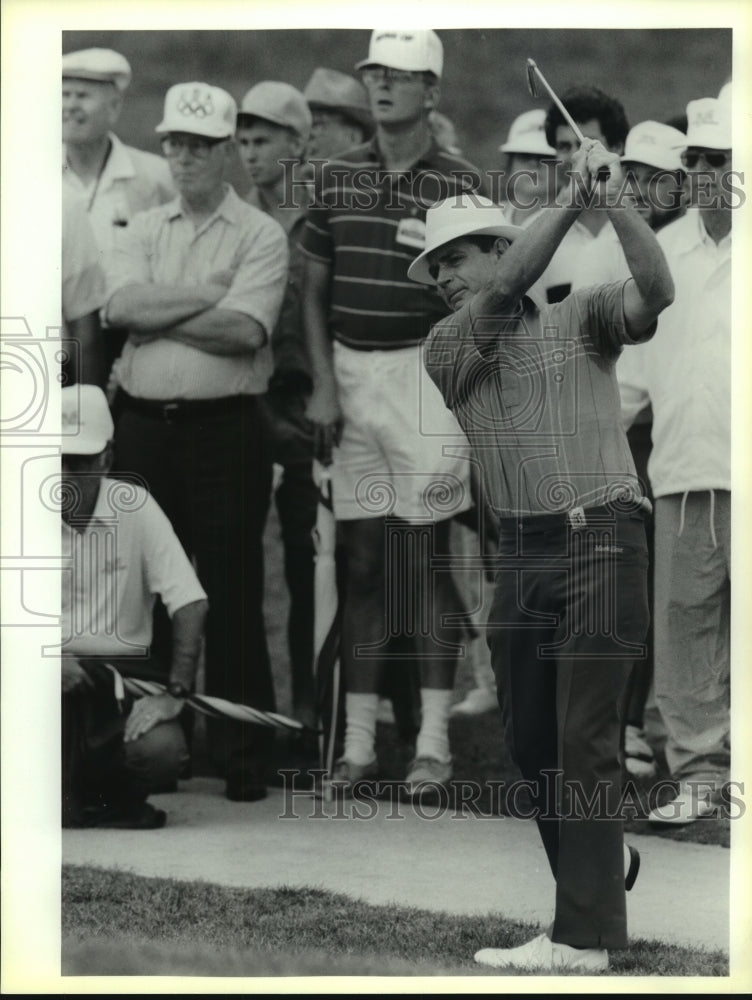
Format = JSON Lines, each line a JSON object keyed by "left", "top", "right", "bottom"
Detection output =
{"left": 474, "top": 932, "right": 608, "bottom": 972}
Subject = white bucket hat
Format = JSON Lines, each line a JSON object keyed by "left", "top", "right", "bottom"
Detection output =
{"left": 407, "top": 194, "right": 522, "bottom": 285}
{"left": 61, "top": 385, "right": 114, "bottom": 455}
{"left": 621, "top": 121, "right": 686, "bottom": 172}
{"left": 356, "top": 29, "right": 443, "bottom": 78}
{"left": 499, "top": 109, "right": 556, "bottom": 156}
{"left": 156, "top": 82, "right": 237, "bottom": 139}
{"left": 681, "top": 97, "right": 731, "bottom": 150}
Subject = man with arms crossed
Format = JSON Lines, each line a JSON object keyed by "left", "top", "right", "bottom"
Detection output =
{"left": 413, "top": 137, "right": 674, "bottom": 970}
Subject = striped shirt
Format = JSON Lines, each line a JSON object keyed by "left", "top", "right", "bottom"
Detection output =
{"left": 299, "top": 138, "right": 486, "bottom": 350}
{"left": 423, "top": 282, "right": 653, "bottom": 516}
{"left": 106, "top": 184, "right": 288, "bottom": 399}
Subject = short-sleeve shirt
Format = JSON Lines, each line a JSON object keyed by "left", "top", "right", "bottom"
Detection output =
{"left": 299, "top": 138, "right": 487, "bottom": 350}
{"left": 62, "top": 188, "right": 106, "bottom": 325}
{"left": 62, "top": 478, "right": 207, "bottom": 657}
{"left": 423, "top": 282, "right": 653, "bottom": 516}
{"left": 63, "top": 132, "right": 175, "bottom": 255}
{"left": 105, "top": 184, "right": 289, "bottom": 399}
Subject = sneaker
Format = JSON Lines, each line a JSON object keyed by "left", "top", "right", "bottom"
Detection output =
{"left": 647, "top": 781, "right": 717, "bottom": 825}
{"left": 474, "top": 933, "right": 608, "bottom": 972}
{"left": 450, "top": 687, "right": 497, "bottom": 717}
{"left": 624, "top": 725, "right": 656, "bottom": 777}
{"left": 324, "top": 757, "right": 378, "bottom": 798}
{"left": 404, "top": 756, "right": 452, "bottom": 801}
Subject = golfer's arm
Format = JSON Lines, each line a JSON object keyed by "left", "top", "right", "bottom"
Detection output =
{"left": 169, "top": 598, "right": 208, "bottom": 690}
{"left": 473, "top": 198, "right": 582, "bottom": 314}
{"left": 106, "top": 283, "right": 226, "bottom": 332}
{"left": 608, "top": 206, "right": 675, "bottom": 335}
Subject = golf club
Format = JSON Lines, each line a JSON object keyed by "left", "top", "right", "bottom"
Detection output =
{"left": 526, "top": 58, "right": 585, "bottom": 142}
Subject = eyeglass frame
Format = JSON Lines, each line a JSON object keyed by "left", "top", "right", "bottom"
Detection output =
{"left": 680, "top": 147, "right": 731, "bottom": 170}
{"left": 160, "top": 134, "right": 231, "bottom": 160}
{"left": 359, "top": 65, "right": 437, "bottom": 87}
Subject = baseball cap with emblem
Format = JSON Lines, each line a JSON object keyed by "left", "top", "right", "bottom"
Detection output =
{"left": 156, "top": 82, "right": 237, "bottom": 139}
{"left": 62, "top": 48, "right": 132, "bottom": 92}
{"left": 407, "top": 194, "right": 522, "bottom": 285}
{"left": 356, "top": 29, "right": 443, "bottom": 78}
{"left": 61, "top": 385, "right": 114, "bottom": 455}
{"left": 238, "top": 81, "right": 312, "bottom": 142}
{"left": 499, "top": 109, "right": 556, "bottom": 156}
{"left": 681, "top": 96, "right": 731, "bottom": 149}
{"left": 621, "top": 121, "right": 686, "bottom": 172}
{"left": 303, "top": 68, "right": 372, "bottom": 131}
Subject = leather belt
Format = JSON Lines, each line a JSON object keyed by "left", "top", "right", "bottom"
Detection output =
{"left": 118, "top": 390, "right": 249, "bottom": 422}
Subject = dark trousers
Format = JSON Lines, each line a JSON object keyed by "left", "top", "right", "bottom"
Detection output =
{"left": 114, "top": 392, "right": 275, "bottom": 784}
{"left": 488, "top": 507, "right": 649, "bottom": 950}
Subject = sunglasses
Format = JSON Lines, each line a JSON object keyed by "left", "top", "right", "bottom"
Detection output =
{"left": 680, "top": 149, "right": 731, "bottom": 169}
{"left": 160, "top": 136, "right": 228, "bottom": 160}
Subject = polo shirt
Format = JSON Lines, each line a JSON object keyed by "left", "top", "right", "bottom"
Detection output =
{"left": 62, "top": 478, "right": 207, "bottom": 657}
{"left": 299, "top": 137, "right": 486, "bottom": 349}
{"left": 105, "top": 184, "right": 289, "bottom": 399}
{"left": 63, "top": 132, "right": 175, "bottom": 254}
{"left": 423, "top": 281, "right": 652, "bottom": 516}
{"left": 62, "top": 188, "right": 105, "bottom": 326}
{"left": 611, "top": 209, "right": 731, "bottom": 498}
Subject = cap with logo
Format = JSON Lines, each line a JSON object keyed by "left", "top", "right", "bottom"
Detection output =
{"left": 62, "top": 48, "right": 132, "bottom": 92}
{"left": 407, "top": 194, "right": 522, "bottom": 285}
{"left": 303, "top": 67, "right": 373, "bottom": 131}
{"left": 156, "top": 82, "right": 237, "bottom": 139}
{"left": 499, "top": 109, "right": 556, "bottom": 156}
{"left": 237, "top": 81, "right": 312, "bottom": 142}
{"left": 681, "top": 97, "right": 731, "bottom": 150}
{"left": 356, "top": 29, "right": 443, "bottom": 78}
{"left": 621, "top": 120, "right": 686, "bottom": 172}
{"left": 61, "top": 385, "right": 114, "bottom": 455}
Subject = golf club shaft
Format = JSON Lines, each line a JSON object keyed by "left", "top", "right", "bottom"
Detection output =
{"left": 528, "top": 60, "right": 585, "bottom": 144}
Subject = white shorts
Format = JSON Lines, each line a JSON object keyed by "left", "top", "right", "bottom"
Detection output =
{"left": 331, "top": 341, "right": 472, "bottom": 522}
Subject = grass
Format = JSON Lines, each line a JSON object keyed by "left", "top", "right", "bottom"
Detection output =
{"left": 62, "top": 866, "right": 729, "bottom": 978}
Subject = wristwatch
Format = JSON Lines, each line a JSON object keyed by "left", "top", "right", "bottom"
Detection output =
{"left": 166, "top": 681, "right": 189, "bottom": 699}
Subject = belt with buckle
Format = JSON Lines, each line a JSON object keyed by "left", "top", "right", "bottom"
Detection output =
{"left": 118, "top": 390, "right": 248, "bottom": 422}
{"left": 500, "top": 500, "right": 646, "bottom": 532}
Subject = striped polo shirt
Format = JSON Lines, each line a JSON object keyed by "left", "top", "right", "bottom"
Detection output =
{"left": 423, "top": 282, "right": 654, "bottom": 517}
{"left": 299, "top": 138, "right": 486, "bottom": 350}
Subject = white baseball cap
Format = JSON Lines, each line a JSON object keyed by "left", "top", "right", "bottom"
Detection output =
{"left": 682, "top": 97, "right": 731, "bottom": 150}
{"left": 62, "top": 48, "right": 132, "bottom": 92}
{"left": 238, "top": 81, "right": 312, "bottom": 142}
{"left": 356, "top": 30, "right": 443, "bottom": 78}
{"left": 61, "top": 385, "right": 114, "bottom": 455}
{"left": 407, "top": 194, "right": 522, "bottom": 285}
{"left": 156, "top": 82, "right": 237, "bottom": 139}
{"left": 621, "top": 121, "right": 686, "bottom": 172}
{"left": 499, "top": 109, "right": 556, "bottom": 156}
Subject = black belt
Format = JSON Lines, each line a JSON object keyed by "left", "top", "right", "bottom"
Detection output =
{"left": 118, "top": 390, "right": 251, "bottom": 422}
{"left": 499, "top": 500, "right": 647, "bottom": 532}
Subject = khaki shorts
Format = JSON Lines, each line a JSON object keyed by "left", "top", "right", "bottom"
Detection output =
{"left": 331, "top": 341, "right": 472, "bottom": 522}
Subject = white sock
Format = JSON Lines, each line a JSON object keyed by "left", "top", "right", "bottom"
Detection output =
{"left": 343, "top": 692, "right": 379, "bottom": 765}
{"left": 415, "top": 688, "right": 453, "bottom": 763}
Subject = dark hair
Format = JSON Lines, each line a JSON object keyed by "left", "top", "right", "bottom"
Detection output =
{"left": 544, "top": 86, "right": 629, "bottom": 150}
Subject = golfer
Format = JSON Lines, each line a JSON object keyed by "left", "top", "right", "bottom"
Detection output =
{"left": 411, "top": 138, "right": 674, "bottom": 971}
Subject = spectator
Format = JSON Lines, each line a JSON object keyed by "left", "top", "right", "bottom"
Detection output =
{"left": 415, "top": 138, "right": 674, "bottom": 970}
{"left": 105, "top": 82, "right": 289, "bottom": 802}
{"left": 618, "top": 97, "right": 732, "bottom": 825}
{"left": 62, "top": 187, "right": 106, "bottom": 387}
{"left": 62, "top": 48, "right": 175, "bottom": 373}
{"left": 301, "top": 29, "right": 484, "bottom": 798}
{"left": 236, "top": 81, "right": 318, "bottom": 731}
{"left": 304, "top": 67, "right": 373, "bottom": 160}
{"left": 532, "top": 86, "right": 629, "bottom": 304}
{"left": 498, "top": 108, "right": 558, "bottom": 226}
{"left": 61, "top": 385, "right": 207, "bottom": 829}
{"left": 571, "top": 119, "right": 687, "bottom": 777}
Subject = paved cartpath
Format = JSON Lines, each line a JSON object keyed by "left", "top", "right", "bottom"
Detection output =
{"left": 62, "top": 777, "right": 730, "bottom": 953}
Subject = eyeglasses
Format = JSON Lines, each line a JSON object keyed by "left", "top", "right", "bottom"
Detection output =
{"left": 680, "top": 148, "right": 731, "bottom": 169}
{"left": 160, "top": 135, "right": 228, "bottom": 159}
{"left": 360, "top": 66, "right": 429, "bottom": 86}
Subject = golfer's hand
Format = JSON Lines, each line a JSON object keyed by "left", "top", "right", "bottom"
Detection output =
{"left": 306, "top": 381, "right": 343, "bottom": 465}
{"left": 124, "top": 693, "right": 183, "bottom": 743}
{"left": 585, "top": 141, "right": 624, "bottom": 194}
{"left": 62, "top": 656, "right": 93, "bottom": 693}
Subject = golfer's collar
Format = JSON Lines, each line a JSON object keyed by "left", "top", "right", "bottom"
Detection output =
{"left": 365, "top": 136, "right": 444, "bottom": 172}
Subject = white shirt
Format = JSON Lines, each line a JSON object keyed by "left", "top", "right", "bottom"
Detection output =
{"left": 526, "top": 214, "right": 600, "bottom": 306}
{"left": 62, "top": 479, "right": 207, "bottom": 657}
{"left": 62, "top": 187, "right": 105, "bottom": 325}
{"left": 62, "top": 132, "right": 175, "bottom": 255}
{"left": 610, "top": 209, "right": 731, "bottom": 497}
